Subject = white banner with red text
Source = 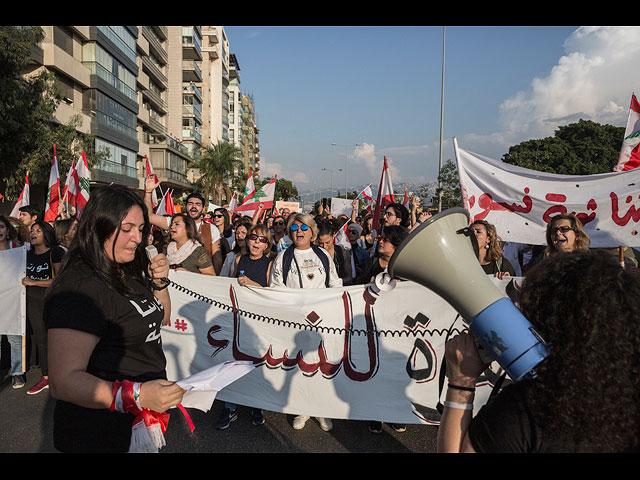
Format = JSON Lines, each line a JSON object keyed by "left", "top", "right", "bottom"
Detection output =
{"left": 161, "top": 271, "right": 512, "bottom": 425}
{"left": 455, "top": 140, "right": 640, "bottom": 247}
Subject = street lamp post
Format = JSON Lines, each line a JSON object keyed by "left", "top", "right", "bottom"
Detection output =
{"left": 331, "top": 143, "right": 361, "bottom": 198}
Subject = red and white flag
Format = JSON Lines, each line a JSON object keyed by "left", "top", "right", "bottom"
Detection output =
{"left": 402, "top": 187, "right": 409, "bottom": 207}
{"left": 333, "top": 221, "right": 351, "bottom": 251}
{"left": 10, "top": 172, "right": 30, "bottom": 218}
{"left": 359, "top": 184, "right": 373, "bottom": 203}
{"left": 242, "top": 170, "right": 256, "bottom": 203}
{"left": 44, "top": 145, "right": 61, "bottom": 222}
{"left": 372, "top": 156, "right": 395, "bottom": 234}
{"left": 74, "top": 151, "right": 91, "bottom": 216}
{"left": 62, "top": 160, "right": 77, "bottom": 212}
{"left": 145, "top": 155, "right": 159, "bottom": 207}
{"left": 228, "top": 193, "right": 238, "bottom": 212}
{"left": 235, "top": 176, "right": 276, "bottom": 216}
{"left": 156, "top": 189, "right": 176, "bottom": 217}
{"left": 614, "top": 94, "right": 640, "bottom": 172}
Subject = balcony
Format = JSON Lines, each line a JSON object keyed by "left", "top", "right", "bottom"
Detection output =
{"left": 182, "top": 60, "right": 202, "bottom": 82}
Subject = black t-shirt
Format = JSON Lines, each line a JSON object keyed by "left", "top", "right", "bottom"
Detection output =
{"left": 481, "top": 256, "right": 516, "bottom": 276}
{"left": 44, "top": 261, "right": 168, "bottom": 452}
{"left": 468, "top": 380, "right": 592, "bottom": 453}
{"left": 26, "top": 246, "right": 65, "bottom": 300}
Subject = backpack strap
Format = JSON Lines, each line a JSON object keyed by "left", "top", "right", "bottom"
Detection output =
{"left": 282, "top": 244, "right": 331, "bottom": 287}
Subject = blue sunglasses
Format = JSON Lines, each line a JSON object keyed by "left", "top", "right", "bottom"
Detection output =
{"left": 290, "top": 224, "right": 310, "bottom": 232}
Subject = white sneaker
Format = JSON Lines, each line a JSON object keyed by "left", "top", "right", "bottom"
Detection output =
{"left": 317, "top": 417, "right": 333, "bottom": 432}
{"left": 292, "top": 415, "right": 310, "bottom": 430}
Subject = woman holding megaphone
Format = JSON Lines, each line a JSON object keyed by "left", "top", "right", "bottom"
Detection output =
{"left": 437, "top": 250, "right": 640, "bottom": 453}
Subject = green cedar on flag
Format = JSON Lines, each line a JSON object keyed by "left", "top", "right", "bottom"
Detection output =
{"left": 44, "top": 144, "right": 61, "bottom": 222}
{"left": 75, "top": 150, "right": 91, "bottom": 216}
{"left": 614, "top": 93, "right": 640, "bottom": 172}
{"left": 234, "top": 175, "right": 277, "bottom": 214}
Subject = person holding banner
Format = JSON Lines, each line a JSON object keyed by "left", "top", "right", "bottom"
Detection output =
{"left": 166, "top": 213, "right": 215, "bottom": 275}
{"left": 438, "top": 250, "right": 640, "bottom": 453}
{"left": 0, "top": 216, "right": 26, "bottom": 389}
{"left": 45, "top": 185, "right": 185, "bottom": 452}
{"left": 470, "top": 220, "right": 515, "bottom": 279}
{"left": 270, "top": 213, "right": 340, "bottom": 432}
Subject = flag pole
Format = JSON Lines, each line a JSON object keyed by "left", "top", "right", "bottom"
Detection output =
{"left": 438, "top": 26, "right": 446, "bottom": 213}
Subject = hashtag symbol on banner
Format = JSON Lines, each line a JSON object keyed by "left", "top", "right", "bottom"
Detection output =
{"left": 175, "top": 319, "right": 188, "bottom": 332}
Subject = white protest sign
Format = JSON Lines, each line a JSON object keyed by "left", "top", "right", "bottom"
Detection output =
{"left": 330, "top": 197, "right": 355, "bottom": 217}
{"left": 455, "top": 139, "right": 640, "bottom": 247}
{"left": 161, "top": 271, "right": 513, "bottom": 424}
{"left": 0, "top": 247, "right": 27, "bottom": 336}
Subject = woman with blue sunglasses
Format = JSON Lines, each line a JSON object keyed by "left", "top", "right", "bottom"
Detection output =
{"left": 269, "top": 212, "right": 341, "bottom": 432}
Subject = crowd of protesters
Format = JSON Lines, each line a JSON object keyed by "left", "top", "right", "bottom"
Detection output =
{"left": 1, "top": 180, "right": 639, "bottom": 453}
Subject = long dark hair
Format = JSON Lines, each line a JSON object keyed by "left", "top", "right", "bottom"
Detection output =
{"left": 31, "top": 219, "right": 58, "bottom": 249}
{"left": 519, "top": 250, "right": 640, "bottom": 451}
{"left": 0, "top": 215, "right": 18, "bottom": 245}
{"left": 170, "top": 213, "right": 203, "bottom": 245}
{"left": 53, "top": 185, "right": 152, "bottom": 297}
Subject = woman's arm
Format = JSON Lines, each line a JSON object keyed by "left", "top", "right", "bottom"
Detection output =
{"left": 48, "top": 328, "right": 184, "bottom": 412}
{"left": 436, "top": 331, "right": 487, "bottom": 453}
{"left": 148, "top": 253, "right": 171, "bottom": 326}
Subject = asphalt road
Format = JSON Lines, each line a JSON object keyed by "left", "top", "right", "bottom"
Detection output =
{"left": 0, "top": 368, "right": 439, "bottom": 454}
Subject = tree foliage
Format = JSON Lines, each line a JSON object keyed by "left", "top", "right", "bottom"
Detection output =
{"left": 501, "top": 119, "right": 624, "bottom": 175}
{"left": 433, "top": 159, "right": 462, "bottom": 209}
{"left": 194, "top": 140, "right": 243, "bottom": 205}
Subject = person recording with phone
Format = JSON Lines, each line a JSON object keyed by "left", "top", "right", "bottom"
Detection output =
{"left": 44, "top": 185, "right": 185, "bottom": 452}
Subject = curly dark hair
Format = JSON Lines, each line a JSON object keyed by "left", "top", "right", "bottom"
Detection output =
{"left": 518, "top": 250, "right": 640, "bottom": 452}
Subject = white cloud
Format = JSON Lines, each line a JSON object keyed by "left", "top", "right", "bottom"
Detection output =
{"left": 352, "top": 142, "right": 405, "bottom": 183}
{"left": 466, "top": 26, "right": 640, "bottom": 156}
{"left": 259, "top": 157, "right": 309, "bottom": 184}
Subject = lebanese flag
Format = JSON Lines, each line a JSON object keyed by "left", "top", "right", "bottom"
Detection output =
{"left": 10, "top": 172, "right": 30, "bottom": 218}
{"left": 44, "top": 145, "right": 61, "bottom": 222}
{"left": 235, "top": 176, "right": 276, "bottom": 215}
{"left": 62, "top": 160, "right": 77, "bottom": 212}
{"left": 372, "top": 156, "right": 395, "bottom": 234}
{"left": 242, "top": 170, "right": 256, "bottom": 203}
{"left": 156, "top": 189, "right": 176, "bottom": 217}
{"left": 614, "top": 94, "right": 640, "bottom": 172}
{"left": 75, "top": 151, "right": 90, "bottom": 216}
{"left": 359, "top": 184, "right": 373, "bottom": 202}
{"left": 228, "top": 193, "right": 238, "bottom": 212}
{"left": 402, "top": 187, "right": 409, "bottom": 207}
{"left": 145, "top": 155, "right": 159, "bottom": 207}
{"left": 333, "top": 221, "right": 351, "bottom": 251}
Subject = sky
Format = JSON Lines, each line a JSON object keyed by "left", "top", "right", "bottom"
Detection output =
{"left": 224, "top": 26, "right": 640, "bottom": 194}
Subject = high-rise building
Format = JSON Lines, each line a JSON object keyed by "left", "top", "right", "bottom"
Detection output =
{"left": 23, "top": 26, "right": 255, "bottom": 204}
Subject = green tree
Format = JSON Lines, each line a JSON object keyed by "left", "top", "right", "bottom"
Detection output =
{"left": 194, "top": 140, "right": 242, "bottom": 205}
{"left": 256, "top": 176, "right": 300, "bottom": 203}
{"left": 501, "top": 119, "right": 624, "bottom": 175}
{"left": 434, "top": 159, "right": 462, "bottom": 210}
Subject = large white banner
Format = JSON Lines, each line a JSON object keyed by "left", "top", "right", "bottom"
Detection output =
{"left": 455, "top": 140, "right": 640, "bottom": 247}
{"left": 0, "top": 247, "right": 27, "bottom": 336}
{"left": 161, "top": 271, "right": 512, "bottom": 424}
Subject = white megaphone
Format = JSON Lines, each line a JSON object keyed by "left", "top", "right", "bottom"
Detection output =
{"left": 388, "top": 207, "right": 547, "bottom": 381}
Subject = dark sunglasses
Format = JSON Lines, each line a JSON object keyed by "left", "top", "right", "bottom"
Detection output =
{"left": 274, "top": 221, "right": 285, "bottom": 226}
{"left": 249, "top": 233, "right": 268, "bottom": 243}
{"left": 551, "top": 226, "right": 574, "bottom": 234}
{"left": 213, "top": 214, "right": 225, "bottom": 218}
{"left": 290, "top": 224, "right": 310, "bottom": 232}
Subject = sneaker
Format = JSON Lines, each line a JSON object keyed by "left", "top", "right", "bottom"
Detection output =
{"left": 390, "top": 423, "right": 406, "bottom": 432}
{"left": 251, "top": 409, "right": 265, "bottom": 426}
{"left": 368, "top": 421, "right": 383, "bottom": 433}
{"left": 12, "top": 375, "right": 25, "bottom": 389}
{"left": 27, "top": 376, "right": 48, "bottom": 395}
{"left": 215, "top": 408, "right": 238, "bottom": 430}
{"left": 317, "top": 417, "right": 333, "bottom": 432}
{"left": 292, "top": 415, "right": 310, "bottom": 430}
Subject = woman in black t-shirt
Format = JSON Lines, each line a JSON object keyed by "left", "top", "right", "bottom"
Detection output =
{"left": 45, "top": 185, "right": 185, "bottom": 453}
{"left": 22, "top": 220, "right": 65, "bottom": 395}
{"left": 470, "top": 220, "right": 515, "bottom": 279}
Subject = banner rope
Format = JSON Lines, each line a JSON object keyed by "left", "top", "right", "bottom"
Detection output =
{"left": 168, "top": 280, "right": 465, "bottom": 339}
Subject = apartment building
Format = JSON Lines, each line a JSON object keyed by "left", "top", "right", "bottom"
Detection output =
{"left": 23, "top": 25, "right": 255, "bottom": 203}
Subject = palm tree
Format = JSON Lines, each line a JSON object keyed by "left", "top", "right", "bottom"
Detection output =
{"left": 194, "top": 140, "right": 242, "bottom": 205}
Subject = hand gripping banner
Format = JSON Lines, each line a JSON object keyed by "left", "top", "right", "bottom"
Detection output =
{"left": 161, "top": 271, "right": 513, "bottom": 425}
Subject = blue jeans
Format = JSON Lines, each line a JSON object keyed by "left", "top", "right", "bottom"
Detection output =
{"left": 1, "top": 335, "right": 25, "bottom": 376}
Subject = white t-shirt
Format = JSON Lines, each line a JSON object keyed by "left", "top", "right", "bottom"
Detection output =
{"left": 270, "top": 246, "right": 342, "bottom": 289}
